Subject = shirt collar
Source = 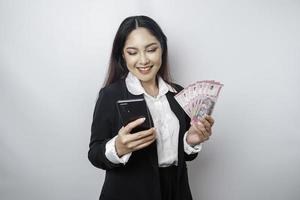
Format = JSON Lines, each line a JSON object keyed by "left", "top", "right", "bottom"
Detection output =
{"left": 125, "top": 72, "right": 177, "bottom": 98}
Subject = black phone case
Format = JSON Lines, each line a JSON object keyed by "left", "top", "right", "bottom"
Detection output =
{"left": 116, "top": 98, "right": 152, "bottom": 133}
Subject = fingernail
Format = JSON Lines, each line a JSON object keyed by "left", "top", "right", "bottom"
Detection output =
{"left": 140, "top": 117, "right": 146, "bottom": 122}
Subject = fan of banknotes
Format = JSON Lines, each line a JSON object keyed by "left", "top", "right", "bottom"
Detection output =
{"left": 174, "top": 80, "right": 224, "bottom": 122}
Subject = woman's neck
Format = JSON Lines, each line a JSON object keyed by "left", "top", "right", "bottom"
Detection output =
{"left": 141, "top": 79, "right": 159, "bottom": 97}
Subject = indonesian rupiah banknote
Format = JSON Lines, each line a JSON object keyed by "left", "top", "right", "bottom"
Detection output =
{"left": 175, "top": 80, "right": 223, "bottom": 122}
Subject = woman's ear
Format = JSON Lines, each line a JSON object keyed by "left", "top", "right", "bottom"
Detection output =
{"left": 121, "top": 53, "right": 125, "bottom": 63}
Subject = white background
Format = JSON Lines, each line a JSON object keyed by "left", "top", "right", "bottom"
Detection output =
{"left": 1, "top": 0, "right": 299, "bottom": 200}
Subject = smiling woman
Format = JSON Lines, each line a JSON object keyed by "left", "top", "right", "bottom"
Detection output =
{"left": 104, "top": 16, "right": 171, "bottom": 88}
{"left": 123, "top": 28, "right": 162, "bottom": 96}
{"left": 88, "top": 15, "right": 215, "bottom": 200}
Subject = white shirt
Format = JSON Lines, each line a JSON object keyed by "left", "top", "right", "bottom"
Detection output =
{"left": 105, "top": 72, "right": 202, "bottom": 167}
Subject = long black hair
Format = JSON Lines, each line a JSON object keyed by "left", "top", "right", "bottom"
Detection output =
{"left": 103, "top": 15, "right": 172, "bottom": 87}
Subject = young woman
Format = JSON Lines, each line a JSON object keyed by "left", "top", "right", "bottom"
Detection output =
{"left": 88, "top": 15, "right": 215, "bottom": 200}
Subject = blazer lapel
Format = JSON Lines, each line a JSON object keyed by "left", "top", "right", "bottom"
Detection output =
{"left": 166, "top": 91, "right": 187, "bottom": 167}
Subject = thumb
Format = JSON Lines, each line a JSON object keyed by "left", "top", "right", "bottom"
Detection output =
{"left": 123, "top": 117, "right": 146, "bottom": 133}
{"left": 119, "top": 126, "right": 129, "bottom": 136}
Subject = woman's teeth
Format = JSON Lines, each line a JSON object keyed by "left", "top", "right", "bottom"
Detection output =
{"left": 139, "top": 67, "right": 150, "bottom": 71}
{"left": 137, "top": 65, "right": 152, "bottom": 73}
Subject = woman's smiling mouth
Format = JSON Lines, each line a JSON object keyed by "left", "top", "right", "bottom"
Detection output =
{"left": 136, "top": 65, "right": 153, "bottom": 74}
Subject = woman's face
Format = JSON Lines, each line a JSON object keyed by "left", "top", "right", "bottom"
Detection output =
{"left": 123, "top": 27, "right": 162, "bottom": 85}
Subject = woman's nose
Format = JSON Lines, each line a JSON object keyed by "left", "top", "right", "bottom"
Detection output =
{"left": 139, "top": 53, "right": 150, "bottom": 65}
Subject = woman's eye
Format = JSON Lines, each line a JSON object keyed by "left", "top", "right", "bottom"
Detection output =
{"left": 127, "top": 51, "right": 137, "bottom": 55}
{"left": 147, "top": 48, "right": 157, "bottom": 53}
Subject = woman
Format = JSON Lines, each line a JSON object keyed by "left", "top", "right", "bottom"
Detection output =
{"left": 88, "top": 15, "right": 214, "bottom": 200}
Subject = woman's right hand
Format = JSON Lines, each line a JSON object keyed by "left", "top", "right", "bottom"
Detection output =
{"left": 115, "top": 118, "right": 156, "bottom": 157}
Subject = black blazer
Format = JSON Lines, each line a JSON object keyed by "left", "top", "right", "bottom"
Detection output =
{"left": 88, "top": 79, "right": 198, "bottom": 200}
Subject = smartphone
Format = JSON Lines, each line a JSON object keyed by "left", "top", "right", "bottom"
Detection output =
{"left": 116, "top": 98, "right": 152, "bottom": 133}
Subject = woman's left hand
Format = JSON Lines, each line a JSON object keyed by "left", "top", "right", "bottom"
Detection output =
{"left": 186, "top": 115, "right": 215, "bottom": 146}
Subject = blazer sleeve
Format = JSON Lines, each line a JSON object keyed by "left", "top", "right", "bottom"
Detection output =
{"left": 88, "top": 88, "right": 123, "bottom": 170}
{"left": 184, "top": 114, "right": 198, "bottom": 161}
